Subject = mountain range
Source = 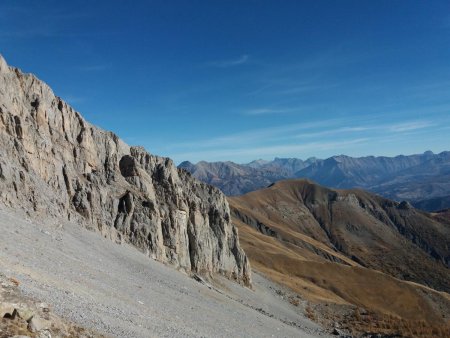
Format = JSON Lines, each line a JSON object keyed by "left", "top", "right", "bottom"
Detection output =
{"left": 180, "top": 151, "right": 450, "bottom": 211}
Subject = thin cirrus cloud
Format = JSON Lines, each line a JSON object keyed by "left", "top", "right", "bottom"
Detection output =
{"left": 167, "top": 118, "right": 348, "bottom": 150}
{"left": 387, "top": 120, "right": 435, "bottom": 132}
{"left": 208, "top": 54, "right": 249, "bottom": 68}
{"left": 295, "top": 121, "right": 434, "bottom": 139}
{"left": 242, "top": 107, "right": 297, "bottom": 115}
{"left": 295, "top": 126, "right": 371, "bottom": 139}
{"left": 0, "top": 4, "right": 92, "bottom": 40}
{"left": 171, "top": 138, "right": 370, "bottom": 163}
{"left": 171, "top": 121, "right": 435, "bottom": 162}
{"left": 162, "top": 118, "right": 437, "bottom": 163}
{"left": 275, "top": 82, "right": 339, "bottom": 95}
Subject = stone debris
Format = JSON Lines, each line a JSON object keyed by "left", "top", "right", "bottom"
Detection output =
{"left": 0, "top": 273, "right": 104, "bottom": 337}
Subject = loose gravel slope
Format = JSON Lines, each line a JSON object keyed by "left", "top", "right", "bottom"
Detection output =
{"left": 0, "top": 207, "right": 327, "bottom": 338}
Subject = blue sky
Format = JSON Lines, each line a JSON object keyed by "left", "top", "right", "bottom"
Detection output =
{"left": 1, "top": 0, "right": 450, "bottom": 164}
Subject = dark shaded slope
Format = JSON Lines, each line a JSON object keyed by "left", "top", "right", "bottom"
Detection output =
{"left": 413, "top": 195, "right": 450, "bottom": 212}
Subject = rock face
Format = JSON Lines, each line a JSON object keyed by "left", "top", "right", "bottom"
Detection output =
{"left": 0, "top": 55, "right": 250, "bottom": 285}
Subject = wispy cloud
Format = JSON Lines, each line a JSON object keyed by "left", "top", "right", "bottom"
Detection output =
{"left": 171, "top": 138, "right": 370, "bottom": 163}
{"left": 387, "top": 121, "right": 434, "bottom": 132}
{"left": 163, "top": 117, "right": 438, "bottom": 163}
{"left": 162, "top": 119, "right": 356, "bottom": 152}
{"left": 168, "top": 119, "right": 347, "bottom": 150}
{"left": 295, "top": 126, "right": 371, "bottom": 139}
{"left": 0, "top": 4, "right": 92, "bottom": 40}
{"left": 294, "top": 121, "right": 434, "bottom": 139}
{"left": 276, "top": 82, "right": 339, "bottom": 95}
{"left": 209, "top": 54, "right": 249, "bottom": 68}
{"left": 245, "top": 77, "right": 328, "bottom": 97}
{"left": 242, "top": 107, "right": 297, "bottom": 115}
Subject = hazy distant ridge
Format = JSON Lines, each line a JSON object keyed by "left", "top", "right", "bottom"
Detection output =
{"left": 179, "top": 151, "right": 450, "bottom": 210}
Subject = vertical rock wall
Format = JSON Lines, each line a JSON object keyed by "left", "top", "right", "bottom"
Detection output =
{"left": 0, "top": 55, "right": 251, "bottom": 285}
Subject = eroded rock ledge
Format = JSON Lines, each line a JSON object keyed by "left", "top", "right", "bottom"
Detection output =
{"left": 0, "top": 55, "right": 251, "bottom": 285}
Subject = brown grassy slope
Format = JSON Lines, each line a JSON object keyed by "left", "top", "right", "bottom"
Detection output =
{"left": 230, "top": 179, "right": 450, "bottom": 292}
{"left": 432, "top": 209, "right": 450, "bottom": 225}
{"left": 229, "top": 179, "right": 450, "bottom": 329}
{"left": 235, "top": 217, "right": 450, "bottom": 324}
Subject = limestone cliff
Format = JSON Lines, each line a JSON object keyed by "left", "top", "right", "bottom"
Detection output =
{"left": 0, "top": 55, "right": 250, "bottom": 285}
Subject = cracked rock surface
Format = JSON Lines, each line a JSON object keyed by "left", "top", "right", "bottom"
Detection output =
{"left": 0, "top": 54, "right": 250, "bottom": 285}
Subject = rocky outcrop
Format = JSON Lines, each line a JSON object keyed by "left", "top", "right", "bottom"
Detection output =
{"left": 0, "top": 273, "right": 104, "bottom": 337}
{"left": 0, "top": 55, "right": 250, "bottom": 285}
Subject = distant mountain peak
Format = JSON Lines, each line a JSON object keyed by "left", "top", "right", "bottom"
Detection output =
{"left": 180, "top": 151, "right": 450, "bottom": 210}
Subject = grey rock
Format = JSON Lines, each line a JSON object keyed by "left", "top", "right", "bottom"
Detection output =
{"left": 36, "top": 331, "right": 52, "bottom": 338}
{"left": 1, "top": 307, "right": 18, "bottom": 319}
{"left": 0, "top": 54, "right": 251, "bottom": 285}
{"left": 332, "top": 327, "right": 351, "bottom": 337}
{"left": 16, "top": 308, "right": 34, "bottom": 322}
{"left": 332, "top": 328, "right": 341, "bottom": 335}
{"left": 27, "top": 316, "right": 50, "bottom": 333}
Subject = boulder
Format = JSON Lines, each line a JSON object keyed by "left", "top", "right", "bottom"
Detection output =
{"left": 27, "top": 315, "right": 50, "bottom": 333}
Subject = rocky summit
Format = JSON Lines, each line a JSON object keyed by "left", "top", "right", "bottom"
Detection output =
{"left": 0, "top": 54, "right": 250, "bottom": 285}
